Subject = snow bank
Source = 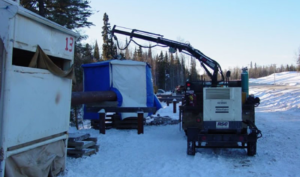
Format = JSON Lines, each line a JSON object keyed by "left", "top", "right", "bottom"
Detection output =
{"left": 250, "top": 88, "right": 300, "bottom": 112}
{"left": 249, "top": 71, "right": 300, "bottom": 86}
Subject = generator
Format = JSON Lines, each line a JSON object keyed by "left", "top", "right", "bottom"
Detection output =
{"left": 110, "top": 26, "right": 262, "bottom": 156}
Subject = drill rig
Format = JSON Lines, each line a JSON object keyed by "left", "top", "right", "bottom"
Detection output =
{"left": 111, "top": 25, "right": 261, "bottom": 156}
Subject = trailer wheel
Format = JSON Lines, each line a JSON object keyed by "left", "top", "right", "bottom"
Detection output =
{"left": 187, "top": 141, "right": 196, "bottom": 155}
{"left": 247, "top": 142, "right": 256, "bottom": 156}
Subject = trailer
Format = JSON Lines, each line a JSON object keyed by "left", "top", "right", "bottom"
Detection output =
{"left": 110, "top": 26, "right": 262, "bottom": 156}
{"left": 0, "top": 0, "right": 78, "bottom": 176}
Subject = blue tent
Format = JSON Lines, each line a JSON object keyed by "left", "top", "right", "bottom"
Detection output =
{"left": 82, "top": 60, "right": 162, "bottom": 119}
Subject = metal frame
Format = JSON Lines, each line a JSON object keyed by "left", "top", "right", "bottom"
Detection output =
{"left": 87, "top": 107, "right": 156, "bottom": 135}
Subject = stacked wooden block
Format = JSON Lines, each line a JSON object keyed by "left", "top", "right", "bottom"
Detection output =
{"left": 67, "top": 133, "right": 99, "bottom": 158}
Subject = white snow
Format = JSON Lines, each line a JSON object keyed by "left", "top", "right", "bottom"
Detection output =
{"left": 63, "top": 72, "right": 300, "bottom": 177}
{"left": 249, "top": 71, "right": 300, "bottom": 86}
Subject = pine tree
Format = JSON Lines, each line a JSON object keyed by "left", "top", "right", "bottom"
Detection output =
{"left": 180, "top": 54, "right": 187, "bottom": 83}
{"left": 137, "top": 46, "right": 143, "bottom": 61}
{"left": 94, "top": 40, "right": 100, "bottom": 61}
{"left": 279, "top": 64, "right": 285, "bottom": 72}
{"left": 147, "top": 44, "right": 152, "bottom": 63}
{"left": 190, "top": 57, "right": 198, "bottom": 81}
{"left": 164, "top": 52, "right": 171, "bottom": 90}
{"left": 290, "top": 64, "right": 296, "bottom": 71}
{"left": 73, "top": 42, "right": 93, "bottom": 91}
{"left": 157, "top": 52, "right": 166, "bottom": 89}
{"left": 125, "top": 38, "right": 131, "bottom": 59}
{"left": 175, "top": 52, "right": 182, "bottom": 85}
{"left": 102, "top": 13, "right": 114, "bottom": 60}
{"left": 20, "top": 0, "right": 50, "bottom": 17}
{"left": 20, "top": 0, "right": 93, "bottom": 29}
{"left": 169, "top": 53, "right": 175, "bottom": 89}
{"left": 254, "top": 63, "right": 258, "bottom": 78}
{"left": 152, "top": 55, "right": 159, "bottom": 87}
{"left": 132, "top": 47, "right": 137, "bottom": 60}
{"left": 83, "top": 43, "right": 93, "bottom": 62}
{"left": 73, "top": 43, "right": 85, "bottom": 89}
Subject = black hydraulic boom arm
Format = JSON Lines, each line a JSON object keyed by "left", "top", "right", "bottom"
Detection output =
{"left": 111, "top": 25, "right": 225, "bottom": 86}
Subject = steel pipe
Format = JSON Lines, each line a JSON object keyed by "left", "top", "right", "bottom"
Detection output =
{"left": 71, "top": 91, "right": 117, "bottom": 105}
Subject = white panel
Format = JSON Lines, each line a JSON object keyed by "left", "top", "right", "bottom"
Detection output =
{"left": 206, "top": 88, "right": 230, "bottom": 99}
{"left": 13, "top": 15, "right": 75, "bottom": 60}
{"left": 204, "top": 87, "right": 242, "bottom": 121}
{"left": 0, "top": 0, "right": 17, "bottom": 50}
{"left": 112, "top": 62, "right": 147, "bottom": 119}
{"left": 0, "top": 4, "right": 76, "bottom": 177}
{"left": 3, "top": 66, "right": 71, "bottom": 148}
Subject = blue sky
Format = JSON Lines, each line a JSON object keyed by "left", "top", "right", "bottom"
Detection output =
{"left": 83, "top": 0, "right": 300, "bottom": 70}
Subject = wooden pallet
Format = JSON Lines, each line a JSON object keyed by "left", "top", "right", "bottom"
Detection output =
{"left": 67, "top": 133, "right": 99, "bottom": 158}
{"left": 91, "top": 114, "right": 146, "bottom": 129}
{"left": 114, "top": 117, "right": 142, "bottom": 129}
{"left": 91, "top": 113, "right": 114, "bottom": 129}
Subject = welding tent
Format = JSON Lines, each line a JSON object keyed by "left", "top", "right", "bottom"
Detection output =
{"left": 82, "top": 59, "right": 162, "bottom": 119}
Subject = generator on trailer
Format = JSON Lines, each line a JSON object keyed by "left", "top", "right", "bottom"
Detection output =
{"left": 183, "top": 75, "right": 261, "bottom": 155}
{"left": 111, "top": 25, "right": 262, "bottom": 156}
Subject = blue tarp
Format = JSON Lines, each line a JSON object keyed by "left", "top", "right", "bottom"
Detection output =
{"left": 82, "top": 60, "right": 161, "bottom": 119}
{"left": 82, "top": 61, "right": 110, "bottom": 91}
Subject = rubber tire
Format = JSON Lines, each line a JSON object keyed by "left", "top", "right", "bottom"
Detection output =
{"left": 187, "top": 141, "right": 196, "bottom": 156}
{"left": 247, "top": 142, "right": 257, "bottom": 156}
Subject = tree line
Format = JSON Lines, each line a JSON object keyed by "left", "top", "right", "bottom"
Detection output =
{"left": 19, "top": 2, "right": 300, "bottom": 92}
{"left": 225, "top": 62, "right": 299, "bottom": 80}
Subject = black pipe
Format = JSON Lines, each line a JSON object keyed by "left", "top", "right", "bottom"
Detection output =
{"left": 71, "top": 91, "right": 117, "bottom": 105}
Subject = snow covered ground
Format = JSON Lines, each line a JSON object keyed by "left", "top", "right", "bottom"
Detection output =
{"left": 249, "top": 71, "right": 300, "bottom": 86}
{"left": 62, "top": 72, "right": 300, "bottom": 177}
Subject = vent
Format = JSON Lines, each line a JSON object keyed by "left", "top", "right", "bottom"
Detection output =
{"left": 206, "top": 88, "right": 230, "bottom": 99}
{"left": 12, "top": 48, "right": 70, "bottom": 70}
